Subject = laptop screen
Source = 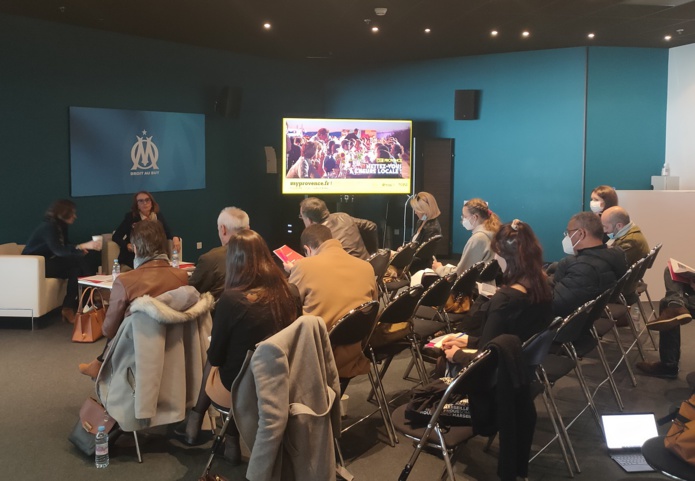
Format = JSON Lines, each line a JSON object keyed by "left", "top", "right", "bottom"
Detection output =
{"left": 601, "top": 413, "right": 658, "bottom": 450}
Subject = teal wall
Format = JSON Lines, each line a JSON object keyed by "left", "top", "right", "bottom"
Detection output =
{"left": 0, "top": 13, "right": 668, "bottom": 263}
{"left": 0, "top": 14, "right": 324, "bottom": 253}
{"left": 584, "top": 47, "right": 668, "bottom": 201}
{"left": 326, "top": 47, "right": 668, "bottom": 261}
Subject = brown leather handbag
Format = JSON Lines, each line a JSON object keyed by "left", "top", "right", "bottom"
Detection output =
{"left": 72, "top": 287, "right": 106, "bottom": 343}
{"left": 444, "top": 294, "right": 471, "bottom": 314}
{"left": 664, "top": 393, "right": 695, "bottom": 466}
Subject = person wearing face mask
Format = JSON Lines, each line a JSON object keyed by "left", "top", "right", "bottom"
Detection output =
{"left": 551, "top": 212, "right": 628, "bottom": 318}
{"left": 601, "top": 206, "right": 649, "bottom": 266}
{"left": 432, "top": 198, "right": 501, "bottom": 276}
{"left": 408, "top": 192, "right": 442, "bottom": 245}
{"left": 589, "top": 185, "right": 619, "bottom": 215}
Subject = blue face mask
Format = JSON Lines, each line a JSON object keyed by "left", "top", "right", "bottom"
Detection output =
{"left": 421, "top": 214, "right": 427, "bottom": 221}
{"left": 607, "top": 232, "right": 615, "bottom": 240}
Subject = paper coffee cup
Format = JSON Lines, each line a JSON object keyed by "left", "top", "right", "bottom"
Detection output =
{"left": 340, "top": 394, "right": 349, "bottom": 418}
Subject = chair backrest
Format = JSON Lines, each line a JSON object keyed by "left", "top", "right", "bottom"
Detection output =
{"left": 376, "top": 285, "right": 424, "bottom": 325}
{"left": 409, "top": 235, "right": 443, "bottom": 273}
{"left": 329, "top": 300, "right": 380, "bottom": 348}
{"left": 447, "top": 348, "right": 499, "bottom": 398}
{"left": 522, "top": 316, "right": 563, "bottom": 368}
{"left": 368, "top": 249, "right": 391, "bottom": 281}
{"left": 416, "top": 273, "right": 457, "bottom": 310}
{"left": 644, "top": 243, "right": 663, "bottom": 271}
{"left": 449, "top": 261, "right": 484, "bottom": 298}
{"left": 478, "top": 259, "right": 500, "bottom": 283}
{"left": 553, "top": 299, "right": 595, "bottom": 345}
{"left": 388, "top": 243, "right": 418, "bottom": 272}
{"left": 586, "top": 287, "right": 613, "bottom": 323}
{"left": 608, "top": 267, "right": 633, "bottom": 303}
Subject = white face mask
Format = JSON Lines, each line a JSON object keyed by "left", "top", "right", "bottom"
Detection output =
{"left": 494, "top": 253, "right": 507, "bottom": 273}
{"left": 589, "top": 200, "right": 603, "bottom": 213}
{"left": 421, "top": 214, "right": 427, "bottom": 221}
{"left": 562, "top": 230, "right": 580, "bottom": 255}
{"left": 462, "top": 217, "right": 474, "bottom": 231}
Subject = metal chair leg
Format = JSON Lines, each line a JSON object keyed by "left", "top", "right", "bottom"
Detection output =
{"left": 133, "top": 431, "right": 142, "bottom": 463}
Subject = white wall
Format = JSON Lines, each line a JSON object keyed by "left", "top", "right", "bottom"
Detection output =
{"left": 665, "top": 43, "right": 695, "bottom": 189}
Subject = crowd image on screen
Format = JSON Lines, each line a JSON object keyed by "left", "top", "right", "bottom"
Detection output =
{"left": 285, "top": 126, "right": 410, "bottom": 179}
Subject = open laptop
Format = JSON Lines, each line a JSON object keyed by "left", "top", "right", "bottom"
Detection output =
{"left": 601, "top": 413, "right": 658, "bottom": 473}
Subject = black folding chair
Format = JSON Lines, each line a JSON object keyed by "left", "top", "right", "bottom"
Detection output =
{"left": 393, "top": 349, "right": 498, "bottom": 481}
{"left": 367, "top": 249, "right": 391, "bottom": 294}
{"left": 409, "top": 235, "right": 443, "bottom": 273}
{"left": 382, "top": 243, "right": 418, "bottom": 302}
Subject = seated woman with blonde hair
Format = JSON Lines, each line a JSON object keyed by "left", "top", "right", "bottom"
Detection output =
{"left": 408, "top": 191, "right": 442, "bottom": 245}
{"left": 433, "top": 197, "right": 501, "bottom": 276}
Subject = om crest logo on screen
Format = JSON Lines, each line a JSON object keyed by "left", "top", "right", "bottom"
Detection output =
{"left": 130, "top": 129, "right": 160, "bottom": 175}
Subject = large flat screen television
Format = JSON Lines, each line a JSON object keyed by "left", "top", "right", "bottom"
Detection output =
{"left": 282, "top": 118, "right": 412, "bottom": 195}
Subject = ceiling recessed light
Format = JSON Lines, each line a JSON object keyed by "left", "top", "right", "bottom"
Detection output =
{"left": 587, "top": 33, "right": 595, "bottom": 39}
{"left": 263, "top": 22, "right": 271, "bottom": 30}
{"left": 665, "top": 35, "right": 672, "bottom": 41}
{"left": 491, "top": 30, "right": 498, "bottom": 37}
{"left": 522, "top": 30, "right": 530, "bottom": 38}
{"left": 424, "top": 28, "right": 431, "bottom": 34}
{"left": 372, "top": 26, "right": 379, "bottom": 33}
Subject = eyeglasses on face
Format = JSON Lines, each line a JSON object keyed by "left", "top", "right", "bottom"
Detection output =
{"left": 137, "top": 198, "right": 152, "bottom": 204}
{"left": 563, "top": 228, "right": 579, "bottom": 237}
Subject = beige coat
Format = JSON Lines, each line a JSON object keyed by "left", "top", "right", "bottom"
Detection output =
{"left": 289, "top": 239, "right": 377, "bottom": 377}
{"left": 96, "top": 286, "right": 213, "bottom": 432}
{"left": 231, "top": 316, "right": 341, "bottom": 481}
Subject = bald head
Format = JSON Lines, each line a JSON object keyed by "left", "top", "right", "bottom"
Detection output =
{"left": 602, "top": 206, "right": 630, "bottom": 239}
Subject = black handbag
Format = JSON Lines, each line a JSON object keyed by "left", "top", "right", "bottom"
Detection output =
{"left": 404, "top": 377, "right": 471, "bottom": 428}
{"left": 68, "top": 397, "right": 117, "bottom": 456}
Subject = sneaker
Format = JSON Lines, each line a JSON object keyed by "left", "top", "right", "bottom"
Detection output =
{"left": 635, "top": 361, "right": 679, "bottom": 379}
{"left": 646, "top": 305, "right": 692, "bottom": 331}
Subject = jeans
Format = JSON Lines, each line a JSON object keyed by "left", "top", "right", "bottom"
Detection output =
{"left": 658, "top": 267, "right": 695, "bottom": 367}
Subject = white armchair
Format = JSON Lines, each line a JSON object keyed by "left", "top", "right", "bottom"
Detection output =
{"left": 0, "top": 243, "right": 67, "bottom": 328}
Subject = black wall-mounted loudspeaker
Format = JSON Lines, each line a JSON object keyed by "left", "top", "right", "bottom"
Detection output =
{"left": 454, "top": 89, "right": 480, "bottom": 120}
{"left": 215, "top": 86, "right": 242, "bottom": 118}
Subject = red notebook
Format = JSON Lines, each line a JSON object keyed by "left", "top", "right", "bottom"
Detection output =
{"left": 273, "top": 245, "right": 304, "bottom": 263}
{"left": 668, "top": 258, "right": 695, "bottom": 284}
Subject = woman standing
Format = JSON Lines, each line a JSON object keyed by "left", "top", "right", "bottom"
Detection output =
{"left": 442, "top": 219, "right": 553, "bottom": 365}
{"left": 112, "top": 191, "right": 180, "bottom": 269}
{"left": 176, "top": 229, "right": 301, "bottom": 461}
{"left": 23, "top": 199, "right": 101, "bottom": 322}
{"left": 432, "top": 198, "right": 501, "bottom": 276}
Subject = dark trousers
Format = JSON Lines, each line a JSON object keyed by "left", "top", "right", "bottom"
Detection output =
{"left": 658, "top": 267, "right": 695, "bottom": 367}
{"left": 44, "top": 256, "right": 89, "bottom": 309}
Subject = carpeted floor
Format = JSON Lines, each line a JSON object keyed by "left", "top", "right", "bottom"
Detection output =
{"left": 0, "top": 306, "right": 692, "bottom": 480}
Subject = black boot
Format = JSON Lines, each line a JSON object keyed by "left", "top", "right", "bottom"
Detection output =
{"left": 174, "top": 410, "right": 204, "bottom": 445}
{"left": 222, "top": 434, "right": 241, "bottom": 465}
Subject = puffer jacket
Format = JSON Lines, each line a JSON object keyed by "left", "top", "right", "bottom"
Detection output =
{"left": 551, "top": 245, "right": 628, "bottom": 317}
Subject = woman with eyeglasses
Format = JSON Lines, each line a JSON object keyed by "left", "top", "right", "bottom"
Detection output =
{"left": 112, "top": 191, "right": 180, "bottom": 269}
{"left": 409, "top": 192, "right": 442, "bottom": 245}
{"left": 23, "top": 199, "right": 102, "bottom": 323}
{"left": 432, "top": 197, "right": 501, "bottom": 276}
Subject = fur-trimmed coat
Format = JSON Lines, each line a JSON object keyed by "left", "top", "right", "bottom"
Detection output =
{"left": 97, "top": 286, "right": 213, "bottom": 432}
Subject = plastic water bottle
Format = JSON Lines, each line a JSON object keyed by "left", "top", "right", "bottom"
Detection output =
{"left": 95, "top": 426, "right": 109, "bottom": 468}
{"left": 631, "top": 304, "right": 641, "bottom": 329}
{"left": 112, "top": 259, "right": 120, "bottom": 281}
{"left": 172, "top": 249, "right": 180, "bottom": 268}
